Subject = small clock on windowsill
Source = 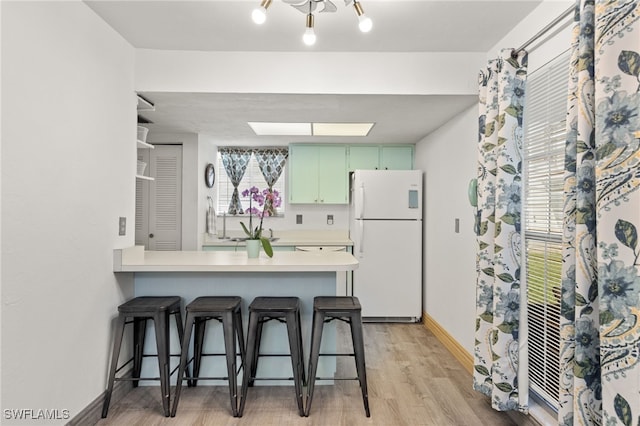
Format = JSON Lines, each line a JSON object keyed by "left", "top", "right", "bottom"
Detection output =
{"left": 205, "top": 163, "right": 215, "bottom": 188}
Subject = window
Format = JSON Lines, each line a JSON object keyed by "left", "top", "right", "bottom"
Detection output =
{"left": 216, "top": 151, "right": 286, "bottom": 215}
{"left": 523, "top": 49, "right": 570, "bottom": 409}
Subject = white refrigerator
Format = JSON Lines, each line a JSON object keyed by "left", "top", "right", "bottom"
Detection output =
{"left": 349, "top": 170, "right": 423, "bottom": 322}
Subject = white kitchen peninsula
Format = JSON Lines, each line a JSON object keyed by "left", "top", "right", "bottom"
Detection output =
{"left": 113, "top": 246, "right": 358, "bottom": 385}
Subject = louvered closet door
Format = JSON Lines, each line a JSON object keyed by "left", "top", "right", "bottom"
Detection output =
{"left": 135, "top": 149, "right": 150, "bottom": 247}
{"left": 148, "top": 145, "right": 182, "bottom": 251}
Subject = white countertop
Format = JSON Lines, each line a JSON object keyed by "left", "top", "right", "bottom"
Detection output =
{"left": 114, "top": 246, "right": 358, "bottom": 273}
{"left": 202, "top": 230, "right": 353, "bottom": 247}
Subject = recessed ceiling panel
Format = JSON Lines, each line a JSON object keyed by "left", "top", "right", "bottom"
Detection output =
{"left": 312, "top": 122, "right": 374, "bottom": 136}
{"left": 248, "top": 122, "right": 312, "bottom": 135}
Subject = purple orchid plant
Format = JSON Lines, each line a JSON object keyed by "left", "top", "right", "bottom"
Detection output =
{"left": 240, "top": 187, "right": 282, "bottom": 257}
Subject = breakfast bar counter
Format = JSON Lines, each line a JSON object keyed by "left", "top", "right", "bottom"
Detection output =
{"left": 113, "top": 246, "right": 359, "bottom": 385}
{"left": 114, "top": 246, "right": 358, "bottom": 272}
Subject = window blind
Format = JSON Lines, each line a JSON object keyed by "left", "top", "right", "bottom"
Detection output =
{"left": 523, "top": 49, "right": 570, "bottom": 409}
{"left": 216, "top": 152, "right": 286, "bottom": 215}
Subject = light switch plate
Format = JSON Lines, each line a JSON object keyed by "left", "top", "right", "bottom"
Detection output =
{"left": 455, "top": 218, "right": 460, "bottom": 233}
{"left": 119, "top": 217, "right": 126, "bottom": 236}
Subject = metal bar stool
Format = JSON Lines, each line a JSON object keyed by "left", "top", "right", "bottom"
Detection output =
{"left": 171, "top": 296, "right": 246, "bottom": 417}
{"left": 102, "top": 296, "right": 185, "bottom": 418}
{"left": 238, "top": 297, "right": 305, "bottom": 417}
{"left": 305, "top": 296, "right": 370, "bottom": 417}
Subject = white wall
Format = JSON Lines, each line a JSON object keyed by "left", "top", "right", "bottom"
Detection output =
{"left": 488, "top": 0, "right": 573, "bottom": 59}
{"left": 217, "top": 203, "right": 351, "bottom": 237}
{"left": 135, "top": 50, "right": 485, "bottom": 96}
{"left": 415, "top": 106, "right": 478, "bottom": 352}
{"left": 1, "top": 2, "right": 135, "bottom": 423}
{"left": 197, "top": 135, "right": 219, "bottom": 247}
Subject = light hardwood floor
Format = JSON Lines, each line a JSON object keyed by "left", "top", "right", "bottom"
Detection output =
{"left": 95, "top": 322, "right": 539, "bottom": 426}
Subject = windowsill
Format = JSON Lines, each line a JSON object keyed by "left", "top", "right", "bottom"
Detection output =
{"left": 526, "top": 393, "right": 557, "bottom": 425}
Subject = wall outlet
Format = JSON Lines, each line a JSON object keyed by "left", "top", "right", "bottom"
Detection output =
{"left": 296, "top": 214, "right": 303, "bottom": 224}
{"left": 119, "top": 217, "right": 126, "bottom": 236}
{"left": 327, "top": 214, "right": 334, "bottom": 225}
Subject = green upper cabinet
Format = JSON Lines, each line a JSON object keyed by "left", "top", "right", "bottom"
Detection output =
{"left": 348, "top": 146, "right": 380, "bottom": 171}
{"left": 348, "top": 145, "right": 414, "bottom": 171}
{"left": 380, "top": 146, "right": 414, "bottom": 170}
{"left": 289, "top": 144, "right": 348, "bottom": 204}
{"left": 288, "top": 145, "right": 318, "bottom": 204}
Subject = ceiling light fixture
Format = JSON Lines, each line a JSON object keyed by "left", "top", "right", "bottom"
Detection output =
{"left": 252, "top": 0, "right": 372, "bottom": 45}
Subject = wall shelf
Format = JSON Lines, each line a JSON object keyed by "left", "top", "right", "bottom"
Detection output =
{"left": 136, "top": 94, "right": 155, "bottom": 112}
{"left": 137, "top": 140, "right": 154, "bottom": 149}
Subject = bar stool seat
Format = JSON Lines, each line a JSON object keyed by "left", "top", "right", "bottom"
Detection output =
{"left": 171, "top": 296, "right": 245, "bottom": 417}
{"left": 102, "top": 296, "right": 185, "bottom": 418}
{"left": 305, "top": 296, "right": 370, "bottom": 417}
{"left": 238, "top": 297, "right": 305, "bottom": 417}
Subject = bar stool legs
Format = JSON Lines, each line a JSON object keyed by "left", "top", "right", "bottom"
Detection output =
{"left": 305, "top": 308, "right": 325, "bottom": 417}
{"left": 286, "top": 308, "right": 306, "bottom": 416}
{"left": 171, "top": 296, "right": 245, "bottom": 417}
{"left": 238, "top": 297, "right": 305, "bottom": 417}
{"left": 102, "top": 314, "right": 126, "bottom": 417}
{"left": 102, "top": 296, "right": 184, "bottom": 418}
{"left": 305, "top": 296, "right": 370, "bottom": 417}
{"left": 350, "top": 308, "right": 370, "bottom": 417}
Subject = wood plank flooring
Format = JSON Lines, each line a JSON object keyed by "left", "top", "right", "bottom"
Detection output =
{"left": 95, "top": 322, "right": 539, "bottom": 426}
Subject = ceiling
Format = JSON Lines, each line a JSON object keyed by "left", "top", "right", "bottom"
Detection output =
{"left": 85, "top": 0, "right": 543, "bottom": 145}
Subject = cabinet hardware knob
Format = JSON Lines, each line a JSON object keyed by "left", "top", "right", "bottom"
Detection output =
{"left": 149, "top": 233, "right": 154, "bottom": 238}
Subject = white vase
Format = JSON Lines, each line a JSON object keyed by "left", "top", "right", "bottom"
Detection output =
{"left": 246, "top": 239, "right": 260, "bottom": 258}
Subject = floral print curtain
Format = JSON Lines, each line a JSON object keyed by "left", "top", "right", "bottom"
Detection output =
{"left": 559, "top": 1, "right": 599, "bottom": 423}
{"left": 559, "top": 1, "right": 640, "bottom": 425}
{"left": 220, "top": 147, "right": 252, "bottom": 214}
{"left": 254, "top": 147, "right": 288, "bottom": 215}
{"left": 473, "top": 48, "right": 528, "bottom": 412}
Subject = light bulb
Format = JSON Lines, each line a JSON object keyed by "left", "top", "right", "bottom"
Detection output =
{"left": 353, "top": 1, "right": 372, "bottom": 33}
{"left": 358, "top": 14, "right": 372, "bottom": 32}
{"left": 252, "top": 7, "right": 267, "bottom": 24}
{"left": 303, "top": 27, "right": 316, "bottom": 46}
{"left": 251, "top": 0, "right": 271, "bottom": 25}
{"left": 303, "top": 13, "right": 316, "bottom": 46}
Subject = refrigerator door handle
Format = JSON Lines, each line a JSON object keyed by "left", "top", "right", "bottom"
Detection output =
{"left": 357, "top": 184, "right": 365, "bottom": 219}
{"left": 358, "top": 220, "right": 364, "bottom": 254}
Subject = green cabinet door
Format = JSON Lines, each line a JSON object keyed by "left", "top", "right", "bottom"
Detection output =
{"left": 381, "top": 146, "right": 414, "bottom": 170}
{"left": 348, "top": 145, "right": 380, "bottom": 171}
{"left": 289, "top": 144, "right": 348, "bottom": 204}
{"left": 288, "top": 144, "right": 320, "bottom": 204}
{"left": 318, "top": 145, "right": 348, "bottom": 203}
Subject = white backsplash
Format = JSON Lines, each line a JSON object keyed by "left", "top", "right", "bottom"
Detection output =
{"left": 214, "top": 203, "right": 350, "bottom": 237}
